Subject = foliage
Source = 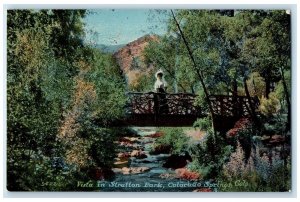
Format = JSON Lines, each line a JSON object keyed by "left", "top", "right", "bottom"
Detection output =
{"left": 226, "top": 118, "right": 253, "bottom": 138}
{"left": 263, "top": 113, "right": 288, "bottom": 136}
{"left": 153, "top": 128, "right": 190, "bottom": 154}
{"left": 246, "top": 72, "right": 266, "bottom": 98}
{"left": 146, "top": 9, "right": 291, "bottom": 191}
{"left": 193, "top": 117, "right": 212, "bottom": 132}
{"left": 188, "top": 131, "right": 233, "bottom": 179}
{"left": 7, "top": 10, "right": 86, "bottom": 191}
{"left": 58, "top": 48, "right": 126, "bottom": 169}
{"left": 259, "top": 92, "right": 281, "bottom": 117}
{"left": 128, "top": 70, "right": 155, "bottom": 92}
{"left": 219, "top": 141, "right": 291, "bottom": 191}
{"left": 222, "top": 142, "right": 255, "bottom": 179}
{"left": 7, "top": 10, "right": 126, "bottom": 191}
{"left": 7, "top": 9, "right": 291, "bottom": 191}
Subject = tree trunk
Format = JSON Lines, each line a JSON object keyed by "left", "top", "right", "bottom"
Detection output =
{"left": 280, "top": 66, "right": 291, "bottom": 131}
{"left": 232, "top": 79, "right": 238, "bottom": 117}
{"left": 174, "top": 80, "right": 178, "bottom": 93}
{"left": 244, "top": 77, "right": 260, "bottom": 129}
{"left": 265, "top": 68, "right": 271, "bottom": 98}
{"left": 191, "top": 85, "right": 195, "bottom": 94}
{"left": 171, "top": 10, "right": 216, "bottom": 135}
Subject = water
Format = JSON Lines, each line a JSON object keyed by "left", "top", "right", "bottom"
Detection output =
{"left": 99, "top": 127, "right": 201, "bottom": 192}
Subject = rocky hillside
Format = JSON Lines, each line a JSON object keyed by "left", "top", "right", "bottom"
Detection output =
{"left": 113, "top": 35, "right": 159, "bottom": 90}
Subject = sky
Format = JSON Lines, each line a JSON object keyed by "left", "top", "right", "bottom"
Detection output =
{"left": 83, "top": 9, "right": 170, "bottom": 46}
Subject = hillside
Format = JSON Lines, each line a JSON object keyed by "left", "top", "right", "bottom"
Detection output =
{"left": 95, "top": 44, "right": 125, "bottom": 53}
{"left": 113, "top": 34, "right": 159, "bottom": 90}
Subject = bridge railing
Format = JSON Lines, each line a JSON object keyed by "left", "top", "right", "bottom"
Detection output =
{"left": 126, "top": 92, "right": 258, "bottom": 118}
{"left": 209, "top": 95, "right": 259, "bottom": 117}
{"left": 126, "top": 92, "right": 202, "bottom": 116}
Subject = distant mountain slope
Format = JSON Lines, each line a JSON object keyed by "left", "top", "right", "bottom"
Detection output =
{"left": 95, "top": 44, "right": 125, "bottom": 53}
{"left": 113, "top": 34, "right": 159, "bottom": 90}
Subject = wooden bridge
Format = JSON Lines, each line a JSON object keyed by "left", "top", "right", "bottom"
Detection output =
{"left": 115, "top": 92, "right": 258, "bottom": 131}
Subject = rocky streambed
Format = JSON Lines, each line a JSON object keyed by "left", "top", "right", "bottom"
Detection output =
{"left": 98, "top": 127, "right": 206, "bottom": 192}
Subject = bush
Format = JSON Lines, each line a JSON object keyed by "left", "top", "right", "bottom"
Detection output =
{"left": 218, "top": 141, "right": 291, "bottom": 192}
{"left": 193, "top": 117, "right": 212, "bottom": 131}
{"left": 259, "top": 92, "right": 281, "bottom": 117}
{"left": 152, "top": 128, "right": 190, "bottom": 155}
{"left": 188, "top": 131, "right": 233, "bottom": 179}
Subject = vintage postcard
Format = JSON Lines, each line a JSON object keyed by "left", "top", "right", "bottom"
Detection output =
{"left": 6, "top": 8, "right": 291, "bottom": 192}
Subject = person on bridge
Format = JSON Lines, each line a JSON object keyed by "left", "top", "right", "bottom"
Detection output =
{"left": 154, "top": 69, "right": 168, "bottom": 114}
{"left": 154, "top": 69, "right": 168, "bottom": 93}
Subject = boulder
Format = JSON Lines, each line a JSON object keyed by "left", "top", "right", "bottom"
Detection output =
{"left": 145, "top": 132, "right": 164, "bottom": 138}
{"left": 89, "top": 167, "right": 115, "bottom": 180}
{"left": 150, "top": 144, "right": 171, "bottom": 155}
{"left": 117, "top": 152, "right": 130, "bottom": 158}
{"left": 163, "top": 153, "right": 192, "bottom": 169}
{"left": 131, "top": 150, "right": 147, "bottom": 159}
{"left": 159, "top": 173, "right": 177, "bottom": 179}
{"left": 121, "top": 167, "right": 131, "bottom": 174}
{"left": 121, "top": 167, "right": 150, "bottom": 174}
{"left": 113, "top": 159, "right": 129, "bottom": 168}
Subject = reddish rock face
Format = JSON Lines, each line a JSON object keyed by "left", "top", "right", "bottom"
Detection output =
{"left": 113, "top": 35, "right": 159, "bottom": 87}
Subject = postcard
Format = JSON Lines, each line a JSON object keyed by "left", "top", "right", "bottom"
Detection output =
{"left": 6, "top": 8, "right": 291, "bottom": 192}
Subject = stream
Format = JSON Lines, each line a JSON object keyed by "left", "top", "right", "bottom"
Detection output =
{"left": 98, "top": 127, "right": 202, "bottom": 192}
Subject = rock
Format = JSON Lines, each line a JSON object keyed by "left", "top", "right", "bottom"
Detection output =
{"left": 88, "top": 167, "right": 115, "bottom": 180}
{"left": 159, "top": 173, "right": 177, "bottom": 179}
{"left": 150, "top": 144, "right": 171, "bottom": 155}
{"left": 121, "top": 167, "right": 150, "bottom": 174}
{"left": 129, "top": 137, "right": 139, "bottom": 142}
{"left": 145, "top": 132, "right": 164, "bottom": 138}
{"left": 121, "top": 167, "right": 131, "bottom": 174}
{"left": 120, "top": 141, "right": 133, "bottom": 147}
{"left": 137, "top": 153, "right": 147, "bottom": 159}
{"left": 131, "top": 167, "right": 150, "bottom": 174}
{"left": 270, "top": 134, "right": 285, "bottom": 144}
{"left": 193, "top": 188, "right": 213, "bottom": 192}
{"left": 112, "top": 168, "right": 122, "bottom": 173}
{"left": 163, "top": 153, "right": 192, "bottom": 169}
{"left": 117, "top": 152, "right": 130, "bottom": 158}
{"left": 113, "top": 159, "right": 129, "bottom": 168}
{"left": 175, "top": 168, "right": 200, "bottom": 180}
{"left": 131, "top": 150, "right": 147, "bottom": 159}
{"left": 130, "top": 150, "right": 140, "bottom": 157}
{"left": 138, "top": 160, "right": 152, "bottom": 163}
{"left": 185, "top": 129, "right": 206, "bottom": 141}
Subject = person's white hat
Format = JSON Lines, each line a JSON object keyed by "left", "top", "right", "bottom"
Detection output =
{"left": 155, "top": 69, "right": 164, "bottom": 78}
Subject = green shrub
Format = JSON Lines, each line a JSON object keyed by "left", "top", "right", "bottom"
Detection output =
{"left": 153, "top": 128, "right": 190, "bottom": 154}
{"left": 188, "top": 131, "right": 233, "bottom": 179}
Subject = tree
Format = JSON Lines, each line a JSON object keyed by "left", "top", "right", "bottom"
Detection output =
{"left": 7, "top": 9, "right": 127, "bottom": 191}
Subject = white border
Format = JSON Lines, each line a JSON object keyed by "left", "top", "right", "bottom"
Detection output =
{"left": 1, "top": 1, "right": 299, "bottom": 200}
